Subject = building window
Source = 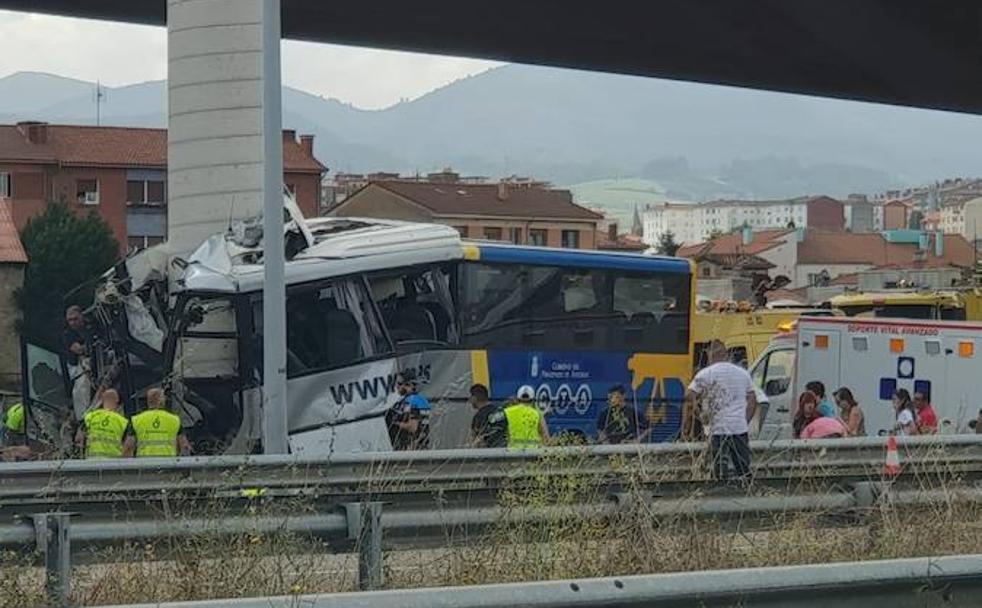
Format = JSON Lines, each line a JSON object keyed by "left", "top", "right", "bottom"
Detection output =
{"left": 483, "top": 227, "right": 503, "bottom": 241}
{"left": 127, "top": 235, "right": 166, "bottom": 251}
{"left": 77, "top": 179, "right": 99, "bottom": 205}
{"left": 452, "top": 226, "right": 469, "bottom": 238}
{"left": 561, "top": 230, "right": 580, "bottom": 248}
{"left": 528, "top": 229, "right": 547, "bottom": 247}
{"left": 510, "top": 227, "right": 522, "bottom": 244}
{"left": 0, "top": 172, "right": 10, "bottom": 198}
{"left": 126, "top": 179, "right": 165, "bottom": 206}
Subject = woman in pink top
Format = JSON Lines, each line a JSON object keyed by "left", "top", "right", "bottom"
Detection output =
{"left": 801, "top": 416, "right": 848, "bottom": 439}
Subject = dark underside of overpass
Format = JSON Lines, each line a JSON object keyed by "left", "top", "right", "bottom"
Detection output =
{"left": 0, "top": 1, "right": 980, "bottom": 114}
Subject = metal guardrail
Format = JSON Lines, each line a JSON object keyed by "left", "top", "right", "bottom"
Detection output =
{"left": 2, "top": 436, "right": 980, "bottom": 606}
{"left": 1, "top": 434, "right": 979, "bottom": 503}
{"left": 105, "top": 553, "right": 982, "bottom": 608}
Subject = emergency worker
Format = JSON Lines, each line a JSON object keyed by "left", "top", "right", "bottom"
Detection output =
{"left": 503, "top": 386, "right": 549, "bottom": 448}
{"left": 2, "top": 402, "right": 24, "bottom": 445}
{"left": 125, "top": 388, "right": 190, "bottom": 457}
{"left": 470, "top": 383, "right": 507, "bottom": 448}
{"left": 386, "top": 372, "right": 431, "bottom": 450}
{"left": 75, "top": 388, "right": 128, "bottom": 459}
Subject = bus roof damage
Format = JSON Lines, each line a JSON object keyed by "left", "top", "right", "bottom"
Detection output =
{"left": 30, "top": 195, "right": 462, "bottom": 455}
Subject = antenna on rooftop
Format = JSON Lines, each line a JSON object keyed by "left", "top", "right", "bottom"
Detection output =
{"left": 94, "top": 81, "right": 107, "bottom": 126}
{"left": 225, "top": 194, "right": 237, "bottom": 236}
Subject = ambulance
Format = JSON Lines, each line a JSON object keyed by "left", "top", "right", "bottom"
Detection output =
{"left": 752, "top": 316, "right": 982, "bottom": 439}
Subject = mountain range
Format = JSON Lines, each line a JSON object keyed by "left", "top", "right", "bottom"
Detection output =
{"left": 2, "top": 67, "right": 981, "bottom": 207}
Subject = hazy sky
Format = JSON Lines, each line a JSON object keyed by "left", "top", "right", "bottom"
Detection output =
{"left": 0, "top": 10, "right": 502, "bottom": 110}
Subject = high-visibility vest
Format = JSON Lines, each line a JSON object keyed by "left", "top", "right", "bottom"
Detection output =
{"left": 83, "top": 409, "right": 128, "bottom": 459}
{"left": 131, "top": 409, "right": 181, "bottom": 457}
{"left": 4, "top": 403, "right": 24, "bottom": 434}
{"left": 504, "top": 403, "right": 542, "bottom": 449}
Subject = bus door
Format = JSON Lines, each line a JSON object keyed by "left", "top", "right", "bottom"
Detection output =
{"left": 20, "top": 339, "right": 74, "bottom": 452}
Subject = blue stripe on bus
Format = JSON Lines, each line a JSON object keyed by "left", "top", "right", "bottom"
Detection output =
{"left": 474, "top": 245, "right": 690, "bottom": 273}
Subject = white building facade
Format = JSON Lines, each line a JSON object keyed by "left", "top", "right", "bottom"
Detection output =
{"left": 643, "top": 199, "right": 809, "bottom": 246}
{"left": 941, "top": 201, "right": 965, "bottom": 236}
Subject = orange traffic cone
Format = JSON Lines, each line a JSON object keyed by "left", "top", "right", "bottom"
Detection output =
{"left": 883, "top": 436, "right": 901, "bottom": 477}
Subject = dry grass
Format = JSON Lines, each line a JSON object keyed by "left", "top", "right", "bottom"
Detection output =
{"left": 1, "top": 446, "right": 980, "bottom": 606}
{"left": 435, "top": 447, "right": 982, "bottom": 586}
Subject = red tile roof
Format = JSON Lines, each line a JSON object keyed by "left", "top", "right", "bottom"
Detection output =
{"left": 829, "top": 273, "right": 858, "bottom": 286}
{"left": 676, "top": 228, "right": 793, "bottom": 258}
{"left": 679, "top": 228, "right": 974, "bottom": 270}
{"left": 597, "top": 234, "right": 647, "bottom": 251}
{"left": 0, "top": 123, "right": 324, "bottom": 172}
{"left": 798, "top": 230, "right": 974, "bottom": 268}
{"left": 796, "top": 231, "right": 888, "bottom": 264}
{"left": 0, "top": 201, "right": 27, "bottom": 264}
{"left": 370, "top": 181, "right": 603, "bottom": 221}
{"left": 696, "top": 252, "right": 775, "bottom": 270}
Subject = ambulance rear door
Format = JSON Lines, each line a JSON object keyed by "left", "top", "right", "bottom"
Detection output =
{"left": 942, "top": 329, "right": 982, "bottom": 432}
{"left": 795, "top": 319, "right": 842, "bottom": 400}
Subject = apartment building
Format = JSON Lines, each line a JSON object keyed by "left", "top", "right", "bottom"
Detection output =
{"left": 642, "top": 195, "right": 843, "bottom": 246}
{"left": 941, "top": 196, "right": 982, "bottom": 239}
{"left": 0, "top": 122, "right": 325, "bottom": 253}
{"left": 330, "top": 175, "right": 601, "bottom": 249}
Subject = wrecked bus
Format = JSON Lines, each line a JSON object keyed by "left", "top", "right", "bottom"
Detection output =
{"left": 23, "top": 213, "right": 694, "bottom": 455}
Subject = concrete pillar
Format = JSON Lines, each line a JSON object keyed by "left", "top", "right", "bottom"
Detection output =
{"left": 167, "top": 0, "right": 267, "bottom": 255}
{"left": 168, "top": 0, "right": 289, "bottom": 453}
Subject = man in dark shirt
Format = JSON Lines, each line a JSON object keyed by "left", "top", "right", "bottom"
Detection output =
{"left": 595, "top": 385, "right": 647, "bottom": 444}
{"left": 469, "top": 383, "right": 507, "bottom": 448}
{"left": 62, "top": 305, "right": 87, "bottom": 368}
{"left": 385, "top": 372, "right": 430, "bottom": 450}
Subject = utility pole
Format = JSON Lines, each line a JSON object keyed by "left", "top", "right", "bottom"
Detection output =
{"left": 260, "top": 0, "right": 289, "bottom": 454}
{"left": 95, "top": 81, "right": 106, "bottom": 126}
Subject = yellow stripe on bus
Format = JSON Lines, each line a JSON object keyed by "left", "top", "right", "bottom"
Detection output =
{"left": 462, "top": 244, "right": 481, "bottom": 260}
{"left": 470, "top": 350, "right": 490, "bottom": 390}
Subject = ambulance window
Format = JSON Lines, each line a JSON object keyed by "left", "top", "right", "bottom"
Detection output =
{"left": 925, "top": 340, "right": 941, "bottom": 356}
{"left": 751, "top": 357, "right": 765, "bottom": 387}
{"left": 852, "top": 336, "right": 868, "bottom": 352}
{"left": 940, "top": 308, "right": 966, "bottom": 321}
{"left": 761, "top": 349, "right": 793, "bottom": 397}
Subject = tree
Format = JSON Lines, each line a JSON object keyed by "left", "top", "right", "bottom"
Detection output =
{"left": 908, "top": 209, "right": 924, "bottom": 230}
{"left": 706, "top": 228, "right": 725, "bottom": 241}
{"left": 656, "top": 230, "right": 681, "bottom": 256}
{"left": 15, "top": 203, "right": 119, "bottom": 345}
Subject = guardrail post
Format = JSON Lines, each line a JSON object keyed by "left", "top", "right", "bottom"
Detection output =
{"left": 32, "top": 513, "right": 72, "bottom": 608}
{"left": 345, "top": 502, "right": 384, "bottom": 590}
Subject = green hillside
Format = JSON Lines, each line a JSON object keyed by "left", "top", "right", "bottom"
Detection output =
{"left": 568, "top": 179, "right": 669, "bottom": 227}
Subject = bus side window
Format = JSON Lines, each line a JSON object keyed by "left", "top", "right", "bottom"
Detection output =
{"left": 612, "top": 272, "right": 690, "bottom": 354}
{"left": 522, "top": 267, "right": 609, "bottom": 349}
{"left": 367, "top": 265, "right": 458, "bottom": 351}
{"left": 458, "top": 262, "right": 692, "bottom": 354}
{"left": 254, "top": 278, "right": 388, "bottom": 378}
{"left": 457, "top": 263, "right": 528, "bottom": 348}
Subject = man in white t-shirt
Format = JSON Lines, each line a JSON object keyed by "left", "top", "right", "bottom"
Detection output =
{"left": 686, "top": 340, "right": 757, "bottom": 481}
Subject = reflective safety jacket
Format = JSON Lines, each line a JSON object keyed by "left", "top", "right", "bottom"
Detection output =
{"left": 83, "top": 409, "right": 128, "bottom": 459}
{"left": 504, "top": 402, "right": 543, "bottom": 448}
{"left": 131, "top": 409, "right": 181, "bottom": 457}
